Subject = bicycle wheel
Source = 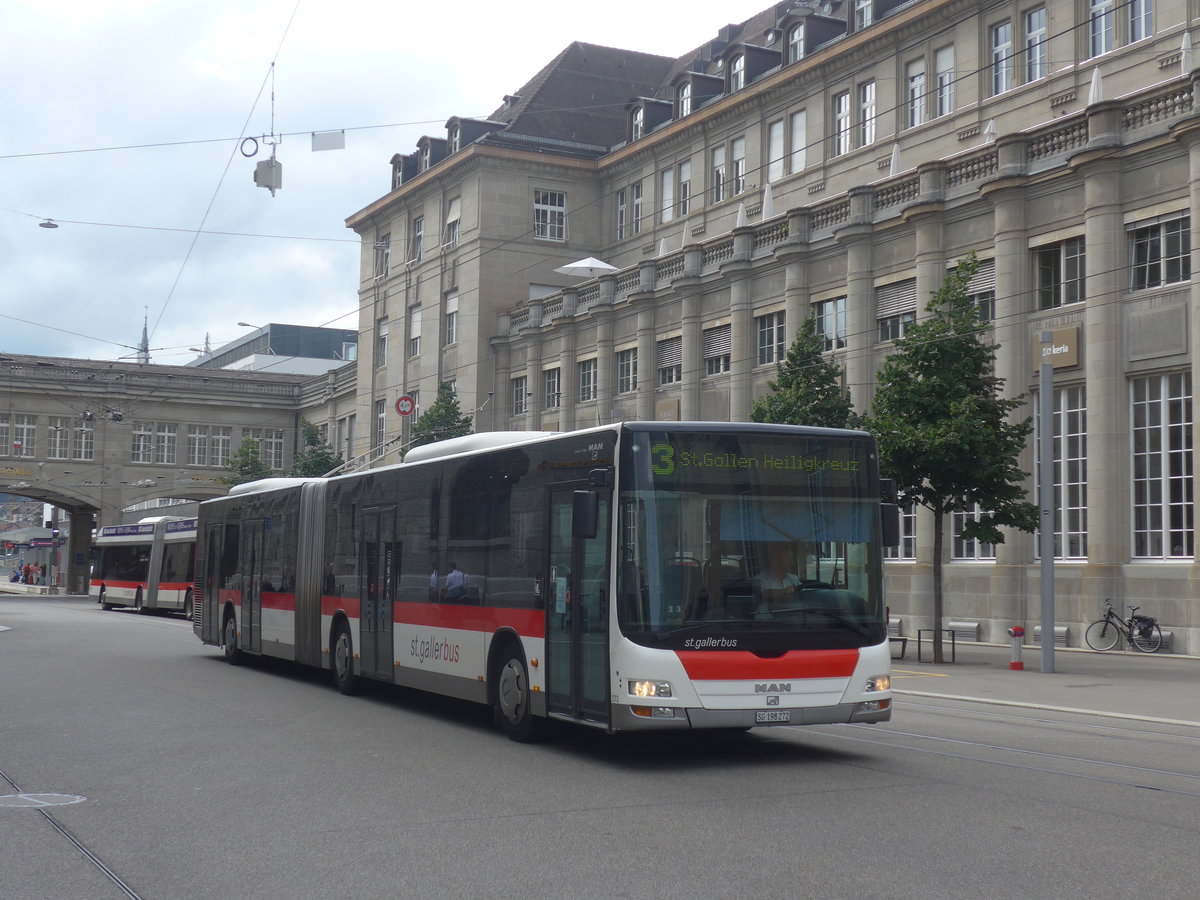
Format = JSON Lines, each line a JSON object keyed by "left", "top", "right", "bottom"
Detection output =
{"left": 1131, "top": 623, "right": 1163, "bottom": 653}
{"left": 1085, "top": 619, "right": 1120, "bottom": 651}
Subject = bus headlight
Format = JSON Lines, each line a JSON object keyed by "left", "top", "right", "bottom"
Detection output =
{"left": 864, "top": 675, "right": 890, "bottom": 693}
{"left": 629, "top": 679, "right": 672, "bottom": 698}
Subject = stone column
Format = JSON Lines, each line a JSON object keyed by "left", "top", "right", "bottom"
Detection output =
{"left": 637, "top": 307, "right": 655, "bottom": 421}
{"left": 727, "top": 262, "right": 754, "bottom": 421}
{"left": 680, "top": 290, "right": 702, "bottom": 420}
{"left": 1080, "top": 157, "right": 1127, "bottom": 597}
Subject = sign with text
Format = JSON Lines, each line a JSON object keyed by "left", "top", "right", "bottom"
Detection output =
{"left": 1032, "top": 325, "right": 1080, "bottom": 371}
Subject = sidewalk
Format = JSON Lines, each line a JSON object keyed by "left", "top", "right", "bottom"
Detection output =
{"left": 892, "top": 641, "right": 1200, "bottom": 726}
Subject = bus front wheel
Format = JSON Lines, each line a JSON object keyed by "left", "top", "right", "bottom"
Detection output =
{"left": 495, "top": 645, "right": 546, "bottom": 743}
{"left": 99, "top": 587, "right": 113, "bottom": 611}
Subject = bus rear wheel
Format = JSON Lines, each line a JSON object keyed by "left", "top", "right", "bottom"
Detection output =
{"left": 331, "top": 622, "right": 361, "bottom": 695}
{"left": 223, "top": 613, "right": 243, "bottom": 665}
{"left": 495, "top": 645, "right": 546, "bottom": 743}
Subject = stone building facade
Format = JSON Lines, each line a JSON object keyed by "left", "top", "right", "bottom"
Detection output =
{"left": 342, "top": 0, "right": 1200, "bottom": 651}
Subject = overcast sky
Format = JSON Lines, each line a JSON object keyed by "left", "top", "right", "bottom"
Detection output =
{"left": 1, "top": 0, "right": 773, "bottom": 365}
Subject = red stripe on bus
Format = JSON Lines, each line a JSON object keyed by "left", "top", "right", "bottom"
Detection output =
{"left": 675, "top": 649, "right": 860, "bottom": 680}
{"left": 90, "top": 579, "right": 147, "bottom": 590}
{"left": 394, "top": 602, "right": 544, "bottom": 637}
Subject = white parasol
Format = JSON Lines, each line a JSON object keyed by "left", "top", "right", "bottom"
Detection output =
{"left": 553, "top": 257, "right": 619, "bottom": 278}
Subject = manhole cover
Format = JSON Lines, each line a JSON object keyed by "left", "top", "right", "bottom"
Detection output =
{"left": 0, "top": 793, "right": 86, "bottom": 808}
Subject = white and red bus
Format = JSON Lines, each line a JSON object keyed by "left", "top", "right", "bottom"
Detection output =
{"left": 194, "top": 423, "right": 897, "bottom": 740}
{"left": 90, "top": 517, "right": 197, "bottom": 615}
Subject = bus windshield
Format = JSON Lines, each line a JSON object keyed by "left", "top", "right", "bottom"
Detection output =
{"left": 616, "top": 429, "right": 885, "bottom": 651}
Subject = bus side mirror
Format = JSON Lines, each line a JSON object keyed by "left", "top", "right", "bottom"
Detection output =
{"left": 573, "top": 490, "right": 599, "bottom": 539}
{"left": 881, "top": 503, "right": 901, "bottom": 548}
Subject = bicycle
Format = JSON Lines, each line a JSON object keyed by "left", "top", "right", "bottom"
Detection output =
{"left": 1084, "top": 599, "right": 1163, "bottom": 653}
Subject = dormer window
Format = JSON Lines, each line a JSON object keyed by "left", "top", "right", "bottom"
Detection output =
{"left": 854, "top": 0, "right": 873, "bottom": 30}
{"left": 632, "top": 107, "right": 644, "bottom": 141}
{"left": 420, "top": 145, "right": 431, "bottom": 171}
{"left": 788, "top": 23, "right": 805, "bottom": 63}
{"left": 729, "top": 54, "right": 745, "bottom": 91}
{"left": 448, "top": 126, "right": 460, "bottom": 154}
{"left": 677, "top": 82, "right": 692, "bottom": 118}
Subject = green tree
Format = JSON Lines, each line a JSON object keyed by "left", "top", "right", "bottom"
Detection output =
{"left": 866, "top": 255, "right": 1038, "bottom": 662}
{"left": 221, "top": 436, "right": 275, "bottom": 485}
{"left": 751, "top": 313, "right": 859, "bottom": 428}
{"left": 291, "top": 418, "right": 343, "bottom": 477}
{"left": 407, "top": 381, "right": 473, "bottom": 453}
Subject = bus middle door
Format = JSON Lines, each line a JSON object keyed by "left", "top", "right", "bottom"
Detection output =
{"left": 242, "top": 520, "right": 265, "bottom": 654}
{"left": 360, "top": 507, "right": 397, "bottom": 682}
{"left": 546, "top": 482, "right": 610, "bottom": 726}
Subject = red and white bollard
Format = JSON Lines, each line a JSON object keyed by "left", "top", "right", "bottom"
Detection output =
{"left": 1008, "top": 626, "right": 1025, "bottom": 670}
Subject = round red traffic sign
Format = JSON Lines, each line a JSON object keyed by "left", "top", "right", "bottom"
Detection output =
{"left": 395, "top": 395, "right": 415, "bottom": 416}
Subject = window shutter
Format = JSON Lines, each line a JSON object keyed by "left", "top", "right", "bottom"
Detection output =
{"left": 703, "top": 324, "right": 732, "bottom": 358}
{"left": 876, "top": 279, "right": 917, "bottom": 318}
{"left": 657, "top": 337, "right": 682, "bottom": 368}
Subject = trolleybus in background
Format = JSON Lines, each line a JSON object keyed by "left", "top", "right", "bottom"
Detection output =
{"left": 194, "top": 422, "right": 898, "bottom": 741}
{"left": 90, "top": 517, "right": 197, "bottom": 615}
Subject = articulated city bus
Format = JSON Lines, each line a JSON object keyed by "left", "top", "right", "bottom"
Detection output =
{"left": 194, "top": 422, "right": 897, "bottom": 740}
{"left": 90, "top": 517, "right": 197, "bottom": 615}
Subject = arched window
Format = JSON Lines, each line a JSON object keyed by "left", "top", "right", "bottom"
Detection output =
{"left": 677, "top": 82, "right": 692, "bottom": 117}
{"left": 729, "top": 55, "right": 745, "bottom": 91}
{"left": 631, "top": 107, "right": 644, "bottom": 140}
{"left": 788, "top": 24, "right": 805, "bottom": 63}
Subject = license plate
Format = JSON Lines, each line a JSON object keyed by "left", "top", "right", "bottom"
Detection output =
{"left": 755, "top": 710, "right": 791, "bottom": 724}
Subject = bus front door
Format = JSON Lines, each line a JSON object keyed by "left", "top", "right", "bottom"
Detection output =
{"left": 546, "top": 487, "right": 610, "bottom": 726}
{"left": 360, "top": 507, "right": 396, "bottom": 682}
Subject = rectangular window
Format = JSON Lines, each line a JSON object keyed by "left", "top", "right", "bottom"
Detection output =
{"left": 408, "top": 305, "right": 422, "bottom": 357}
{"left": 511, "top": 376, "right": 528, "bottom": 416}
{"left": 767, "top": 121, "right": 784, "bottom": 183}
{"left": 678, "top": 161, "right": 691, "bottom": 217}
{"left": 1132, "top": 372, "right": 1193, "bottom": 557}
{"left": 372, "top": 401, "right": 386, "bottom": 459}
{"left": 375, "top": 318, "right": 388, "bottom": 367}
{"left": 833, "top": 91, "right": 851, "bottom": 156}
{"left": 661, "top": 167, "right": 675, "bottom": 223}
{"left": 876, "top": 279, "right": 917, "bottom": 342}
{"left": 72, "top": 417, "right": 95, "bottom": 461}
{"left": 1090, "top": 0, "right": 1115, "bottom": 57}
{"left": 48, "top": 416, "right": 70, "bottom": 459}
{"left": 1035, "top": 385, "right": 1088, "bottom": 559}
{"left": 1036, "top": 237, "right": 1086, "bottom": 308}
{"left": 883, "top": 497, "right": 917, "bottom": 560}
{"left": 578, "top": 359, "right": 597, "bottom": 402}
{"left": 617, "top": 348, "right": 638, "bottom": 394}
{"left": 373, "top": 234, "right": 390, "bottom": 277}
{"left": 1131, "top": 215, "right": 1190, "bottom": 289}
{"left": 631, "top": 182, "right": 643, "bottom": 234}
{"left": 935, "top": 46, "right": 955, "bottom": 117}
{"left": 657, "top": 337, "right": 682, "bottom": 385}
{"left": 616, "top": 188, "right": 627, "bottom": 240}
{"left": 211, "top": 426, "right": 232, "bottom": 468}
{"left": 544, "top": 368, "right": 561, "bottom": 409}
{"left": 155, "top": 423, "right": 177, "bottom": 465}
{"left": 756, "top": 311, "right": 786, "bottom": 365}
{"left": 878, "top": 312, "right": 915, "bottom": 342}
{"left": 409, "top": 217, "right": 424, "bottom": 262}
{"left": 534, "top": 189, "right": 567, "bottom": 241}
{"left": 952, "top": 503, "right": 997, "bottom": 560}
{"left": 703, "top": 324, "right": 732, "bottom": 376}
{"left": 187, "top": 425, "right": 209, "bottom": 467}
{"left": 336, "top": 416, "right": 354, "bottom": 463}
{"left": 907, "top": 59, "right": 926, "bottom": 128}
{"left": 991, "top": 21, "right": 1013, "bottom": 95}
{"left": 12, "top": 415, "right": 35, "bottom": 458}
{"left": 814, "top": 298, "right": 847, "bottom": 351}
{"left": 443, "top": 197, "right": 461, "bottom": 247}
{"left": 1025, "top": 6, "right": 1047, "bottom": 82}
{"left": 731, "top": 137, "right": 746, "bottom": 195}
{"left": 858, "top": 81, "right": 876, "bottom": 146}
{"left": 1129, "top": 0, "right": 1152, "bottom": 42}
{"left": 131, "top": 421, "right": 154, "bottom": 464}
{"left": 711, "top": 146, "right": 726, "bottom": 203}
{"left": 444, "top": 292, "right": 459, "bottom": 345}
{"left": 789, "top": 110, "right": 807, "bottom": 174}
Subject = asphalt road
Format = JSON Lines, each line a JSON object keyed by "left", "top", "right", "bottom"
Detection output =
{"left": 2, "top": 595, "right": 1198, "bottom": 900}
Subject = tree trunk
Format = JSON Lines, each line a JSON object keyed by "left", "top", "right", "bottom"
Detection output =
{"left": 932, "top": 510, "right": 945, "bottom": 664}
